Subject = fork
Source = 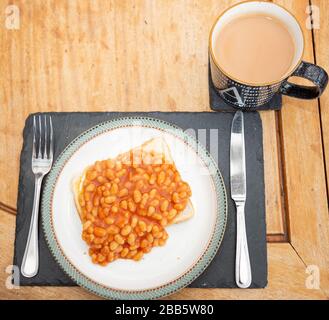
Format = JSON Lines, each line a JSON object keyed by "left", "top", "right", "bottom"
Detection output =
{"left": 21, "top": 115, "right": 53, "bottom": 278}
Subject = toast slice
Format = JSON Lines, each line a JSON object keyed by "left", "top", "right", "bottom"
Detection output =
{"left": 72, "top": 137, "right": 194, "bottom": 224}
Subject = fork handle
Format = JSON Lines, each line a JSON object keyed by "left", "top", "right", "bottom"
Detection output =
{"left": 21, "top": 175, "right": 43, "bottom": 278}
{"left": 235, "top": 201, "right": 252, "bottom": 288}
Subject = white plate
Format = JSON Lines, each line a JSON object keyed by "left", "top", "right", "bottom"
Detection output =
{"left": 42, "top": 117, "right": 227, "bottom": 299}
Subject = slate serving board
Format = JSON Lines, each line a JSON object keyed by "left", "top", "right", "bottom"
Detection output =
{"left": 14, "top": 112, "right": 267, "bottom": 288}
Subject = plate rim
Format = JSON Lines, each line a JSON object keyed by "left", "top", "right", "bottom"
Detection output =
{"left": 41, "top": 116, "right": 228, "bottom": 300}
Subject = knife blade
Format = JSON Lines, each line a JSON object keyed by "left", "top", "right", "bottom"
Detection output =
{"left": 230, "top": 111, "right": 246, "bottom": 201}
{"left": 230, "top": 111, "right": 252, "bottom": 288}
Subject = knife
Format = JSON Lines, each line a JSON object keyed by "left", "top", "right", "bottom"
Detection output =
{"left": 230, "top": 111, "right": 252, "bottom": 288}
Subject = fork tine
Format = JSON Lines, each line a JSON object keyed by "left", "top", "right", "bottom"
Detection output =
{"left": 49, "top": 116, "right": 53, "bottom": 160}
{"left": 43, "top": 116, "right": 48, "bottom": 159}
{"left": 38, "top": 115, "right": 42, "bottom": 158}
{"left": 32, "top": 116, "right": 37, "bottom": 159}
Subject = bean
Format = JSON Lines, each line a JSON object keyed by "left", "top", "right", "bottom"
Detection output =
{"left": 160, "top": 200, "right": 169, "bottom": 212}
{"left": 103, "top": 190, "right": 111, "bottom": 197}
{"left": 105, "top": 195, "right": 116, "bottom": 204}
{"left": 143, "top": 247, "right": 152, "bottom": 254}
{"left": 87, "top": 170, "right": 98, "bottom": 181}
{"left": 140, "top": 239, "right": 149, "bottom": 248}
{"left": 86, "top": 201, "right": 93, "bottom": 213}
{"left": 105, "top": 169, "right": 115, "bottom": 180}
{"left": 128, "top": 201, "right": 136, "bottom": 212}
{"left": 128, "top": 250, "right": 138, "bottom": 258}
{"left": 117, "top": 169, "right": 127, "bottom": 177}
{"left": 131, "top": 216, "right": 138, "bottom": 228}
{"left": 107, "top": 252, "right": 115, "bottom": 262}
{"left": 179, "top": 191, "right": 187, "bottom": 198}
{"left": 133, "top": 190, "right": 142, "bottom": 203}
{"left": 120, "top": 200, "right": 128, "bottom": 209}
{"left": 111, "top": 205, "right": 119, "bottom": 213}
{"left": 138, "top": 220, "right": 147, "bottom": 232}
{"left": 118, "top": 188, "right": 129, "bottom": 197}
{"left": 136, "top": 168, "right": 145, "bottom": 175}
{"left": 110, "top": 241, "right": 119, "bottom": 251}
{"left": 150, "top": 199, "right": 159, "bottom": 207}
{"left": 84, "top": 192, "right": 91, "bottom": 202}
{"left": 160, "top": 218, "right": 168, "bottom": 227}
{"left": 105, "top": 217, "right": 115, "bottom": 225}
{"left": 133, "top": 251, "right": 144, "bottom": 261}
{"left": 115, "top": 161, "right": 122, "bottom": 170}
{"left": 93, "top": 196, "right": 100, "bottom": 207}
{"left": 120, "top": 248, "right": 129, "bottom": 258}
{"left": 174, "top": 203, "right": 185, "bottom": 211}
{"left": 79, "top": 195, "right": 85, "bottom": 207}
{"left": 106, "top": 159, "right": 115, "bottom": 169}
{"left": 114, "top": 234, "right": 125, "bottom": 245}
{"left": 97, "top": 176, "right": 106, "bottom": 184}
{"left": 97, "top": 254, "right": 106, "bottom": 263}
{"left": 111, "top": 183, "right": 119, "bottom": 195}
{"left": 172, "top": 192, "right": 180, "bottom": 203}
{"left": 127, "top": 233, "right": 136, "bottom": 245}
{"left": 148, "top": 206, "right": 156, "bottom": 215}
{"left": 83, "top": 221, "right": 92, "bottom": 230}
{"left": 154, "top": 231, "right": 163, "bottom": 239}
{"left": 168, "top": 208, "right": 177, "bottom": 220}
{"left": 101, "top": 246, "right": 110, "bottom": 256}
{"left": 147, "top": 234, "right": 154, "bottom": 243}
{"left": 153, "top": 213, "right": 162, "bottom": 220}
{"left": 157, "top": 171, "right": 165, "bottom": 184}
{"left": 121, "top": 225, "right": 132, "bottom": 236}
{"left": 86, "top": 213, "right": 94, "bottom": 221}
{"left": 94, "top": 227, "right": 107, "bottom": 237}
{"left": 107, "top": 225, "right": 120, "bottom": 234}
{"left": 95, "top": 161, "right": 102, "bottom": 172}
{"left": 149, "top": 174, "right": 156, "bottom": 185}
{"left": 149, "top": 189, "right": 157, "bottom": 198}
{"left": 86, "top": 183, "right": 96, "bottom": 192}
{"left": 98, "top": 208, "right": 106, "bottom": 219}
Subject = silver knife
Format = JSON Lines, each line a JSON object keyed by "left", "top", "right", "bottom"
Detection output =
{"left": 230, "top": 111, "right": 252, "bottom": 288}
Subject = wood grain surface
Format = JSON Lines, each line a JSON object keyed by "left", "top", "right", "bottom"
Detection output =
{"left": 0, "top": 0, "right": 328, "bottom": 299}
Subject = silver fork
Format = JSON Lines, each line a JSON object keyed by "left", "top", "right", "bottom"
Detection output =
{"left": 21, "top": 115, "right": 53, "bottom": 278}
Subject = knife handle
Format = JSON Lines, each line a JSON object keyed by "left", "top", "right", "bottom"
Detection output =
{"left": 235, "top": 201, "right": 252, "bottom": 288}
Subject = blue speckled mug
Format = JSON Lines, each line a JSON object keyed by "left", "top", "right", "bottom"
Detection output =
{"left": 209, "top": 1, "right": 328, "bottom": 109}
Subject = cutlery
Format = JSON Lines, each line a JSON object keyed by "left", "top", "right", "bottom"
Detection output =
{"left": 21, "top": 115, "right": 53, "bottom": 278}
{"left": 230, "top": 111, "right": 252, "bottom": 288}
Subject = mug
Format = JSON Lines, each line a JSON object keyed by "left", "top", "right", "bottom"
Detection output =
{"left": 209, "top": 1, "right": 328, "bottom": 109}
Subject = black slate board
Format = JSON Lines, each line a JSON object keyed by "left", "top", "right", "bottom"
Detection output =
{"left": 14, "top": 112, "right": 267, "bottom": 288}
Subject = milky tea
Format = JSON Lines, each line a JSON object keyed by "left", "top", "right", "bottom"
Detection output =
{"left": 213, "top": 14, "right": 296, "bottom": 84}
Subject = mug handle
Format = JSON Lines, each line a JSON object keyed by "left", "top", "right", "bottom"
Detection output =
{"left": 280, "top": 61, "right": 328, "bottom": 99}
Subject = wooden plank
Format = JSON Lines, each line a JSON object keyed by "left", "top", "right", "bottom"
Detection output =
{"left": 261, "top": 112, "right": 286, "bottom": 237}
{"left": 0, "top": 0, "right": 285, "bottom": 238}
{"left": 312, "top": 0, "right": 329, "bottom": 195}
{"left": 0, "top": 210, "right": 326, "bottom": 299}
{"left": 276, "top": 0, "right": 329, "bottom": 296}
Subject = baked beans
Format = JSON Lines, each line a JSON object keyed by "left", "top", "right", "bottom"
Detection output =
{"left": 79, "top": 147, "right": 192, "bottom": 265}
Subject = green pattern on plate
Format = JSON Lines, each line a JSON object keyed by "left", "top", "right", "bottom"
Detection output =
{"left": 41, "top": 117, "right": 227, "bottom": 300}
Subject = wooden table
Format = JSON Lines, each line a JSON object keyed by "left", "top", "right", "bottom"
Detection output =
{"left": 1, "top": 0, "right": 328, "bottom": 300}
